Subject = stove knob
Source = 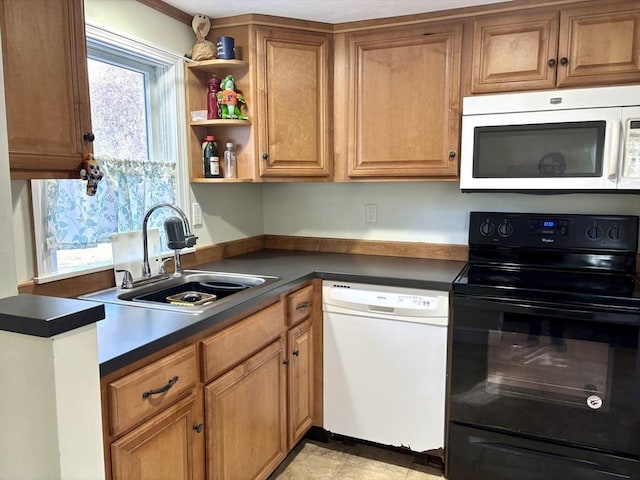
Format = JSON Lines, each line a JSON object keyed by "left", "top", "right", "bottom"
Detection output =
{"left": 608, "top": 226, "right": 624, "bottom": 241}
{"left": 586, "top": 225, "right": 602, "bottom": 241}
{"left": 498, "top": 221, "right": 513, "bottom": 237}
{"left": 480, "top": 220, "right": 495, "bottom": 236}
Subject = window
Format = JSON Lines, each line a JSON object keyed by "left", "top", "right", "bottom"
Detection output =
{"left": 31, "top": 25, "right": 188, "bottom": 282}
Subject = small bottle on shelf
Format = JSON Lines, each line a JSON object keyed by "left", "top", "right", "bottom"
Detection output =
{"left": 223, "top": 142, "right": 236, "bottom": 179}
{"left": 202, "top": 135, "right": 220, "bottom": 178}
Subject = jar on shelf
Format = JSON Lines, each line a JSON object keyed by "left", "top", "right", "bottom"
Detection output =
{"left": 202, "top": 135, "right": 220, "bottom": 177}
{"left": 207, "top": 75, "right": 221, "bottom": 120}
{"left": 223, "top": 142, "right": 236, "bottom": 179}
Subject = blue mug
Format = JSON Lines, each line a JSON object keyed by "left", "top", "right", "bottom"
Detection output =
{"left": 217, "top": 36, "right": 235, "bottom": 59}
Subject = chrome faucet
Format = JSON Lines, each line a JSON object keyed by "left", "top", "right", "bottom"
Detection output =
{"left": 142, "top": 203, "right": 197, "bottom": 278}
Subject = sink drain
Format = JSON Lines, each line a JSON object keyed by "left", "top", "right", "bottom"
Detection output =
{"left": 166, "top": 291, "right": 217, "bottom": 306}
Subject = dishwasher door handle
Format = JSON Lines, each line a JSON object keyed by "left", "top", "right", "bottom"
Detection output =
{"left": 367, "top": 305, "right": 394, "bottom": 314}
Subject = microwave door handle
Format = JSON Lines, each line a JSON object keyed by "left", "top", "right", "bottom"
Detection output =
{"left": 607, "top": 120, "right": 621, "bottom": 180}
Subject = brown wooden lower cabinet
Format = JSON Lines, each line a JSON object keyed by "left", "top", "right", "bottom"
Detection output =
{"left": 204, "top": 338, "right": 288, "bottom": 480}
{"left": 104, "top": 283, "right": 319, "bottom": 480}
{"left": 287, "top": 318, "right": 314, "bottom": 447}
{"left": 111, "top": 394, "right": 204, "bottom": 480}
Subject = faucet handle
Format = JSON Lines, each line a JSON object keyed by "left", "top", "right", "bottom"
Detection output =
{"left": 115, "top": 269, "right": 134, "bottom": 289}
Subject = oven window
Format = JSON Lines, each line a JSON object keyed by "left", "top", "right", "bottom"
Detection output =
{"left": 473, "top": 121, "right": 605, "bottom": 178}
{"left": 486, "top": 317, "right": 612, "bottom": 410}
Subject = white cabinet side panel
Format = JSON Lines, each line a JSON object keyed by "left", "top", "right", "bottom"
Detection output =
{"left": 53, "top": 324, "right": 105, "bottom": 480}
{"left": 0, "top": 332, "right": 61, "bottom": 479}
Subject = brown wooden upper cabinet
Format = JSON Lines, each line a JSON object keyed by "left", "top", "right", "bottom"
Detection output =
{"left": 335, "top": 21, "right": 462, "bottom": 180}
{"left": 0, "top": 0, "right": 93, "bottom": 179}
{"left": 471, "top": 0, "right": 640, "bottom": 94}
{"left": 255, "top": 27, "right": 333, "bottom": 180}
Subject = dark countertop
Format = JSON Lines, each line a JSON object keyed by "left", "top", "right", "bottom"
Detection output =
{"left": 0, "top": 294, "right": 105, "bottom": 337}
{"left": 97, "top": 249, "right": 465, "bottom": 376}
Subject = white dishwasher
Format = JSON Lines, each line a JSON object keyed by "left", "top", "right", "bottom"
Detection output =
{"left": 322, "top": 280, "right": 449, "bottom": 453}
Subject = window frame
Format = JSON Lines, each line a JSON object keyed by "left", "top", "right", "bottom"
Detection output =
{"left": 31, "top": 23, "right": 189, "bottom": 283}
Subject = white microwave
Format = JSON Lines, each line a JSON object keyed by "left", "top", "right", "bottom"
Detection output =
{"left": 460, "top": 85, "right": 640, "bottom": 192}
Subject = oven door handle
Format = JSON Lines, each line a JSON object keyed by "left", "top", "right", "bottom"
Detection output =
{"left": 470, "top": 438, "right": 631, "bottom": 478}
{"left": 454, "top": 295, "right": 640, "bottom": 325}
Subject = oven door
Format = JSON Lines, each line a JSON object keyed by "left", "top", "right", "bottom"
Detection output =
{"left": 450, "top": 295, "right": 640, "bottom": 456}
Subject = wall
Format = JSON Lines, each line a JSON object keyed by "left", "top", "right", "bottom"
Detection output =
{"left": 0, "top": 24, "right": 18, "bottom": 298}
{"left": 262, "top": 182, "right": 640, "bottom": 243}
{"left": 84, "top": 0, "right": 192, "bottom": 51}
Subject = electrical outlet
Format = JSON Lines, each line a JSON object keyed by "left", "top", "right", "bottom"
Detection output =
{"left": 365, "top": 204, "right": 377, "bottom": 224}
{"left": 192, "top": 202, "right": 202, "bottom": 227}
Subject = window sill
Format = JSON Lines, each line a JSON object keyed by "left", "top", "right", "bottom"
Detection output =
{"left": 34, "top": 263, "right": 114, "bottom": 285}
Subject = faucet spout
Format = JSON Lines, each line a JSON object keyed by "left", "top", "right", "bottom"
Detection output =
{"left": 142, "top": 203, "right": 197, "bottom": 278}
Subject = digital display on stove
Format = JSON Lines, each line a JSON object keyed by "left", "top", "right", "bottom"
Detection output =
{"left": 529, "top": 218, "right": 567, "bottom": 235}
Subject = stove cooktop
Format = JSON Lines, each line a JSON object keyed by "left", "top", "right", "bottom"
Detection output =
{"left": 455, "top": 212, "right": 640, "bottom": 311}
{"left": 453, "top": 263, "right": 640, "bottom": 310}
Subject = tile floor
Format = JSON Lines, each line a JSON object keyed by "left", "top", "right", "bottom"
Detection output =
{"left": 269, "top": 438, "right": 444, "bottom": 480}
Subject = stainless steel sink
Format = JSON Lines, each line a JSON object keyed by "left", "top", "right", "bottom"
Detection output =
{"left": 79, "top": 270, "right": 280, "bottom": 314}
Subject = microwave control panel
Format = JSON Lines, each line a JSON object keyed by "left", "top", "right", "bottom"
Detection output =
{"left": 623, "top": 119, "right": 640, "bottom": 178}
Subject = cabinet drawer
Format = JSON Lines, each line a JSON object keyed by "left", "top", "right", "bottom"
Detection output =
{"left": 108, "top": 345, "right": 197, "bottom": 436}
{"left": 201, "top": 300, "right": 284, "bottom": 383}
{"left": 287, "top": 284, "right": 314, "bottom": 327}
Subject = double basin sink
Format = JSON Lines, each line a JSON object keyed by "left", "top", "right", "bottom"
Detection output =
{"left": 80, "top": 270, "right": 280, "bottom": 314}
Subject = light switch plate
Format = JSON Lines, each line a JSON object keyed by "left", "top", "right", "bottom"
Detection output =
{"left": 192, "top": 202, "right": 202, "bottom": 227}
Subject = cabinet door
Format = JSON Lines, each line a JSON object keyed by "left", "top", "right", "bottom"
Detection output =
{"left": 205, "top": 339, "right": 287, "bottom": 480}
{"left": 0, "top": 0, "right": 93, "bottom": 179}
{"left": 557, "top": 1, "right": 640, "bottom": 87}
{"left": 471, "top": 11, "right": 560, "bottom": 93}
{"left": 344, "top": 22, "right": 461, "bottom": 179}
{"left": 255, "top": 27, "right": 332, "bottom": 179}
{"left": 287, "top": 318, "right": 314, "bottom": 447}
{"left": 111, "top": 394, "right": 204, "bottom": 480}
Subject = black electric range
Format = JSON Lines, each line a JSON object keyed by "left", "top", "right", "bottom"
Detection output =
{"left": 448, "top": 212, "right": 640, "bottom": 480}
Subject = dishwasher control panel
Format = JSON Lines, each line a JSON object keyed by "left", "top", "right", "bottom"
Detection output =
{"left": 322, "top": 281, "right": 449, "bottom": 323}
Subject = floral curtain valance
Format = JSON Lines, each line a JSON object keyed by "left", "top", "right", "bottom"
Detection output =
{"left": 45, "top": 157, "right": 176, "bottom": 250}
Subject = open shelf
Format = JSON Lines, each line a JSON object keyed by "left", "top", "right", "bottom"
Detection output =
{"left": 185, "top": 52, "right": 253, "bottom": 182}
{"left": 189, "top": 119, "right": 251, "bottom": 127}
{"left": 187, "top": 59, "right": 249, "bottom": 73}
{"left": 190, "top": 177, "right": 254, "bottom": 183}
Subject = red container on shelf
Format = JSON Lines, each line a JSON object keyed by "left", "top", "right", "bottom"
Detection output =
{"left": 207, "top": 75, "right": 221, "bottom": 120}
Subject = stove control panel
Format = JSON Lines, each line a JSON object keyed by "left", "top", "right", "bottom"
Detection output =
{"left": 470, "top": 212, "right": 639, "bottom": 252}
